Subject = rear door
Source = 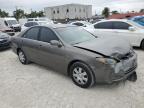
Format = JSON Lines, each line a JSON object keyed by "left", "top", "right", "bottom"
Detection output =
{"left": 21, "top": 27, "right": 41, "bottom": 62}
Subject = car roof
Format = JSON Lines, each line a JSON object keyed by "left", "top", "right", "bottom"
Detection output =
{"left": 93, "top": 19, "right": 129, "bottom": 24}
{"left": 40, "top": 24, "right": 76, "bottom": 29}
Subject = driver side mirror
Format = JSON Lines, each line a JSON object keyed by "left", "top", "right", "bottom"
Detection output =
{"left": 128, "top": 26, "right": 136, "bottom": 31}
{"left": 50, "top": 40, "right": 62, "bottom": 47}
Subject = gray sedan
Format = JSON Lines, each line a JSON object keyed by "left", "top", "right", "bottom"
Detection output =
{"left": 11, "top": 24, "right": 137, "bottom": 88}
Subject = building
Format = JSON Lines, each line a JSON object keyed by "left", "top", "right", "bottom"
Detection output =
{"left": 108, "top": 12, "right": 144, "bottom": 19}
{"left": 44, "top": 4, "right": 92, "bottom": 20}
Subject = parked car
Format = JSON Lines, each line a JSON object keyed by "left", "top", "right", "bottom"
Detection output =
{"left": 86, "top": 19, "right": 144, "bottom": 49}
{"left": 0, "top": 31, "right": 11, "bottom": 50}
{"left": 0, "top": 24, "right": 15, "bottom": 36}
{"left": 27, "top": 17, "right": 53, "bottom": 24}
{"left": 11, "top": 25, "right": 137, "bottom": 88}
{"left": 129, "top": 16, "right": 144, "bottom": 26}
{"left": 0, "top": 18, "right": 21, "bottom": 32}
{"left": 21, "top": 21, "right": 51, "bottom": 31}
{"left": 70, "top": 21, "right": 91, "bottom": 27}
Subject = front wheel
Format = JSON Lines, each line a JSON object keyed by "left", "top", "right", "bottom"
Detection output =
{"left": 70, "top": 62, "right": 95, "bottom": 88}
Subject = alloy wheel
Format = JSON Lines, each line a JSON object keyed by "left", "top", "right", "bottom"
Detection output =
{"left": 72, "top": 67, "right": 88, "bottom": 85}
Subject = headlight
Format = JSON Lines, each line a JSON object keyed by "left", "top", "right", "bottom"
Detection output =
{"left": 96, "top": 58, "right": 117, "bottom": 65}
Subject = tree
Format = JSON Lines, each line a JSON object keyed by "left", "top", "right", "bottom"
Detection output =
{"left": 102, "top": 7, "right": 110, "bottom": 18}
{"left": 111, "top": 10, "right": 119, "bottom": 14}
{"left": 140, "top": 9, "right": 144, "bottom": 13}
{"left": 25, "top": 10, "right": 44, "bottom": 18}
{"left": 0, "top": 9, "right": 9, "bottom": 17}
{"left": 13, "top": 9, "right": 25, "bottom": 20}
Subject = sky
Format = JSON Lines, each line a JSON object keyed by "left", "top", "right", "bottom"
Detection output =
{"left": 0, "top": 0, "right": 144, "bottom": 15}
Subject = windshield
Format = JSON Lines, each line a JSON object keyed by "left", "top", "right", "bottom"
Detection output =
{"left": 6, "top": 20, "right": 18, "bottom": 26}
{"left": 129, "top": 20, "right": 144, "bottom": 28}
{"left": 55, "top": 27, "right": 96, "bottom": 45}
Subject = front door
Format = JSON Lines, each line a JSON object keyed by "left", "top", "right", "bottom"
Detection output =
{"left": 37, "top": 27, "right": 66, "bottom": 73}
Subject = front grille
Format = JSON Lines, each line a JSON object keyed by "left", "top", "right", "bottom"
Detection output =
{"left": 125, "top": 65, "right": 137, "bottom": 74}
{"left": 0, "top": 39, "right": 7, "bottom": 44}
{"left": 5, "top": 29, "right": 14, "bottom": 32}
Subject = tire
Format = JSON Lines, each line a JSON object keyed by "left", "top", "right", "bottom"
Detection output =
{"left": 70, "top": 62, "right": 95, "bottom": 88}
{"left": 127, "top": 72, "right": 137, "bottom": 82}
{"left": 141, "top": 40, "right": 144, "bottom": 50}
{"left": 18, "top": 49, "right": 29, "bottom": 64}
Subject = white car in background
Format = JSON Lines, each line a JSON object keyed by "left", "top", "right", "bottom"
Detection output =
{"left": 86, "top": 19, "right": 144, "bottom": 49}
{"left": 27, "top": 17, "right": 53, "bottom": 24}
{"left": 69, "top": 21, "right": 91, "bottom": 27}
{"left": 21, "top": 21, "right": 49, "bottom": 31}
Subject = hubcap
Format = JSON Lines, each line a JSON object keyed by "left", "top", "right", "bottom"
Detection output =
{"left": 19, "top": 51, "right": 25, "bottom": 63}
{"left": 72, "top": 67, "right": 88, "bottom": 85}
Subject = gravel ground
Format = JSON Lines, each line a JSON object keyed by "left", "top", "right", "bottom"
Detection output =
{"left": 0, "top": 49, "right": 144, "bottom": 108}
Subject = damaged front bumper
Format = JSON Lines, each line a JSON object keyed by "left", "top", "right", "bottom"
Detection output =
{"left": 111, "top": 52, "right": 137, "bottom": 83}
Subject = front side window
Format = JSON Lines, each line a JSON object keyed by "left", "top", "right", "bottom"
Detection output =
{"left": 39, "top": 27, "right": 58, "bottom": 43}
{"left": 24, "top": 27, "right": 39, "bottom": 40}
{"left": 113, "top": 21, "right": 131, "bottom": 30}
{"left": 94, "top": 22, "right": 113, "bottom": 29}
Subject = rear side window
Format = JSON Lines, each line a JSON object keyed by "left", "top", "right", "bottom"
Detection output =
{"left": 39, "top": 27, "right": 58, "bottom": 43}
{"left": 94, "top": 22, "right": 113, "bottom": 29}
{"left": 27, "top": 19, "right": 33, "bottom": 21}
{"left": 32, "top": 22, "right": 38, "bottom": 26}
{"left": 73, "top": 22, "right": 84, "bottom": 26}
{"left": 24, "top": 22, "right": 31, "bottom": 27}
{"left": 113, "top": 21, "right": 131, "bottom": 30}
{"left": 24, "top": 27, "right": 39, "bottom": 40}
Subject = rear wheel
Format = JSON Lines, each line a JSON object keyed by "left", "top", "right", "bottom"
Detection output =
{"left": 70, "top": 62, "right": 95, "bottom": 88}
{"left": 18, "top": 50, "right": 29, "bottom": 64}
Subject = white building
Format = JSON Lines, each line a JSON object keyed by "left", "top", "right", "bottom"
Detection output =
{"left": 44, "top": 4, "right": 92, "bottom": 20}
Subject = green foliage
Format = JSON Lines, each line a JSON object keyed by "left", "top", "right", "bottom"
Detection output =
{"left": 0, "top": 9, "right": 9, "bottom": 17}
{"left": 25, "top": 10, "right": 44, "bottom": 18}
{"left": 102, "top": 7, "right": 110, "bottom": 18}
{"left": 111, "top": 10, "right": 119, "bottom": 14}
{"left": 13, "top": 9, "right": 25, "bottom": 20}
{"left": 140, "top": 9, "right": 144, "bottom": 13}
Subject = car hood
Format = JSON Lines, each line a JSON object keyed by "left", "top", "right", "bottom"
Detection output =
{"left": 11, "top": 24, "right": 20, "bottom": 27}
{"left": 0, "top": 32, "right": 9, "bottom": 39}
{"left": 74, "top": 37, "right": 131, "bottom": 57}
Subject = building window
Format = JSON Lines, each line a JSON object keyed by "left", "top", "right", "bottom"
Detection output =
{"left": 66, "top": 9, "right": 69, "bottom": 13}
{"left": 57, "top": 9, "right": 59, "bottom": 14}
{"left": 53, "top": 10, "right": 55, "bottom": 14}
{"left": 79, "top": 9, "right": 81, "bottom": 12}
{"left": 83, "top": 9, "right": 85, "bottom": 12}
